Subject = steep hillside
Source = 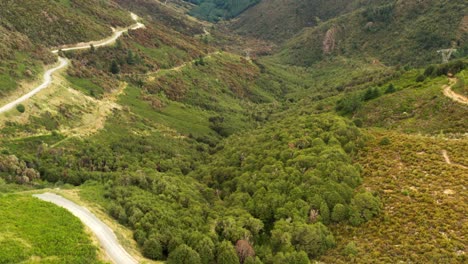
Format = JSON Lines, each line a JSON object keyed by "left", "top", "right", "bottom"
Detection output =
{"left": 278, "top": 0, "right": 468, "bottom": 66}
{"left": 231, "top": 0, "right": 385, "bottom": 43}
{"left": 185, "top": 0, "right": 260, "bottom": 22}
{"left": 0, "top": 0, "right": 133, "bottom": 97}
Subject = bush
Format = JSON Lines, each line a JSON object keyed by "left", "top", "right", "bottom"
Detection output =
{"left": 167, "top": 244, "right": 201, "bottom": 264}
{"left": 343, "top": 242, "right": 359, "bottom": 256}
{"left": 16, "top": 104, "right": 25, "bottom": 113}
{"left": 379, "top": 137, "right": 391, "bottom": 145}
{"left": 415, "top": 75, "right": 425, "bottom": 82}
{"left": 385, "top": 84, "right": 396, "bottom": 94}
{"left": 142, "top": 238, "right": 163, "bottom": 260}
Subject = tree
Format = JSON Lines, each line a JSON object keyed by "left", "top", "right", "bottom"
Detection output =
{"left": 110, "top": 60, "right": 120, "bottom": 74}
{"left": 90, "top": 44, "right": 96, "bottom": 53}
{"left": 385, "top": 83, "right": 396, "bottom": 94}
{"left": 291, "top": 223, "right": 335, "bottom": 258}
{"left": 142, "top": 238, "right": 163, "bottom": 260}
{"left": 349, "top": 192, "right": 381, "bottom": 226}
{"left": 235, "top": 240, "right": 255, "bottom": 264}
{"left": 244, "top": 256, "right": 264, "bottom": 264}
{"left": 415, "top": 75, "right": 425, "bottom": 82}
{"left": 167, "top": 244, "right": 201, "bottom": 264}
{"left": 186, "top": 232, "right": 215, "bottom": 264}
{"left": 336, "top": 94, "right": 362, "bottom": 114}
{"left": 319, "top": 202, "right": 330, "bottom": 224}
{"left": 331, "top": 204, "right": 348, "bottom": 222}
{"left": 217, "top": 240, "right": 240, "bottom": 264}
{"left": 363, "top": 87, "right": 379, "bottom": 101}
{"left": 127, "top": 50, "right": 136, "bottom": 65}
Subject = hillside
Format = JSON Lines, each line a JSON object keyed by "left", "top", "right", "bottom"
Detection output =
{"left": 230, "top": 0, "right": 385, "bottom": 43}
{"left": 278, "top": 0, "right": 468, "bottom": 66}
{"left": 0, "top": 0, "right": 133, "bottom": 98}
{"left": 0, "top": 194, "right": 102, "bottom": 263}
{"left": 184, "top": 0, "right": 260, "bottom": 22}
{"left": 0, "top": 0, "right": 467, "bottom": 263}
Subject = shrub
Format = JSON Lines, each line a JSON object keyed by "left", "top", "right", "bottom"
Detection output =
{"left": 142, "top": 238, "right": 163, "bottom": 260}
{"left": 16, "top": 104, "right": 25, "bottom": 113}
{"left": 331, "top": 204, "right": 348, "bottom": 222}
{"left": 415, "top": 75, "right": 425, "bottom": 82}
{"left": 379, "top": 137, "right": 391, "bottom": 145}
{"left": 343, "top": 242, "right": 359, "bottom": 256}
{"left": 385, "top": 83, "right": 396, "bottom": 94}
{"left": 167, "top": 244, "right": 201, "bottom": 264}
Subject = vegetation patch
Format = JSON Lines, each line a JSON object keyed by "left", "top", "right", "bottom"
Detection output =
{"left": 0, "top": 195, "right": 101, "bottom": 263}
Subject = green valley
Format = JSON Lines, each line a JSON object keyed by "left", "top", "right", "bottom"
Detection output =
{"left": 0, "top": 0, "right": 466, "bottom": 263}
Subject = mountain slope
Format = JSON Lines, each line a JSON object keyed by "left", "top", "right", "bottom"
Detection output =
{"left": 230, "top": 0, "right": 385, "bottom": 43}
{"left": 0, "top": 0, "right": 133, "bottom": 97}
{"left": 277, "top": 0, "right": 467, "bottom": 66}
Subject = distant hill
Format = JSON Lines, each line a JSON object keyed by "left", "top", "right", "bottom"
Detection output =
{"left": 184, "top": 0, "right": 260, "bottom": 22}
{"left": 276, "top": 0, "right": 467, "bottom": 66}
{"left": 231, "top": 0, "right": 386, "bottom": 43}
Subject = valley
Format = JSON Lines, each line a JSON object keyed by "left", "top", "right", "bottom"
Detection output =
{"left": 0, "top": 0, "right": 467, "bottom": 264}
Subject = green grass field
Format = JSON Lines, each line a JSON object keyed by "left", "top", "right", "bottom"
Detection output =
{"left": 0, "top": 194, "right": 102, "bottom": 264}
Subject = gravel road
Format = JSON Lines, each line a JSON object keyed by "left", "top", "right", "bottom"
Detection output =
{"left": 34, "top": 192, "right": 138, "bottom": 264}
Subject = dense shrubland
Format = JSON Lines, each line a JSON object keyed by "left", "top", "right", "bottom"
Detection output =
{"left": 98, "top": 114, "right": 381, "bottom": 262}
{"left": 2, "top": 111, "right": 380, "bottom": 263}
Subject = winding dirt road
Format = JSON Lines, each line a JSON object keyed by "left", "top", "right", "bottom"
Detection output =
{"left": 34, "top": 192, "right": 138, "bottom": 264}
{"left": 0, "top": 13, "right": 144, "bottom": 114}
{"left": 443, "top": 77, "right": 468, "bottom": 105}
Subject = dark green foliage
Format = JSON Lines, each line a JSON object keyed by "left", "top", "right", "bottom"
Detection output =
{"left": 349, "top": 192, "right": 381, "bottom": 226}
{"left": 363, "top": 87, "right": 380, "bottom": 101}
{"left": 186, "top": 232, "right": 215, "bottom": 264}
{"left": 142, "top": 238, "right": 164, "bottom": 260}
{"left": 385, "top": 84, "right": 396, "bottom": 94}
{"left": 271, "top": 251, "right": 310, "bottom": 264}
{"left": 424, "top": 60, "right": 467, "bottom": 78}
{"left": 217, "top": 241, "right": 240, "bottom": 264}
{"left": 336, "top": 94, "right": 362, "bottom": 114}
{"left": 244, "top": 256, "right": 264, "bottom": 264}
{"left": 363, "top": 3, "right": 394, "bottom": 23}
{"left": 415, "top": 75, "right": 425, "bottom": 82}
{"left": 16, "top": 104, "right": 25, "bottom": 113}
{"left": 290, "top": 222, "right": 335, "bottom": 258}
{"left": 110, "top": 60, "right": 120, "bottom": 74}
{"left": 194, "top": 55, "right": 206, "bottom": 66}
{"left": 185, "top": 0, "right": 260, "bottom": 21}
{"left": 126, "top": 50, "right": 136, "bottom": 65}
{"left": 167, "top": 244, "right": 201, "bottom": 264}
{"left": 331, "top": 204, "right": 348, "bottom": 222}
{"left": 414, "top": 30, "right": 448, "bottom": 50}
{"left": 320, "top": 202, "right": 330, "bottom": 224}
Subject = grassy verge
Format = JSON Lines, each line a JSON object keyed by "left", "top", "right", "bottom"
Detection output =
{"left": 0, "top": 194, "right": 103, "bottom": 264}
